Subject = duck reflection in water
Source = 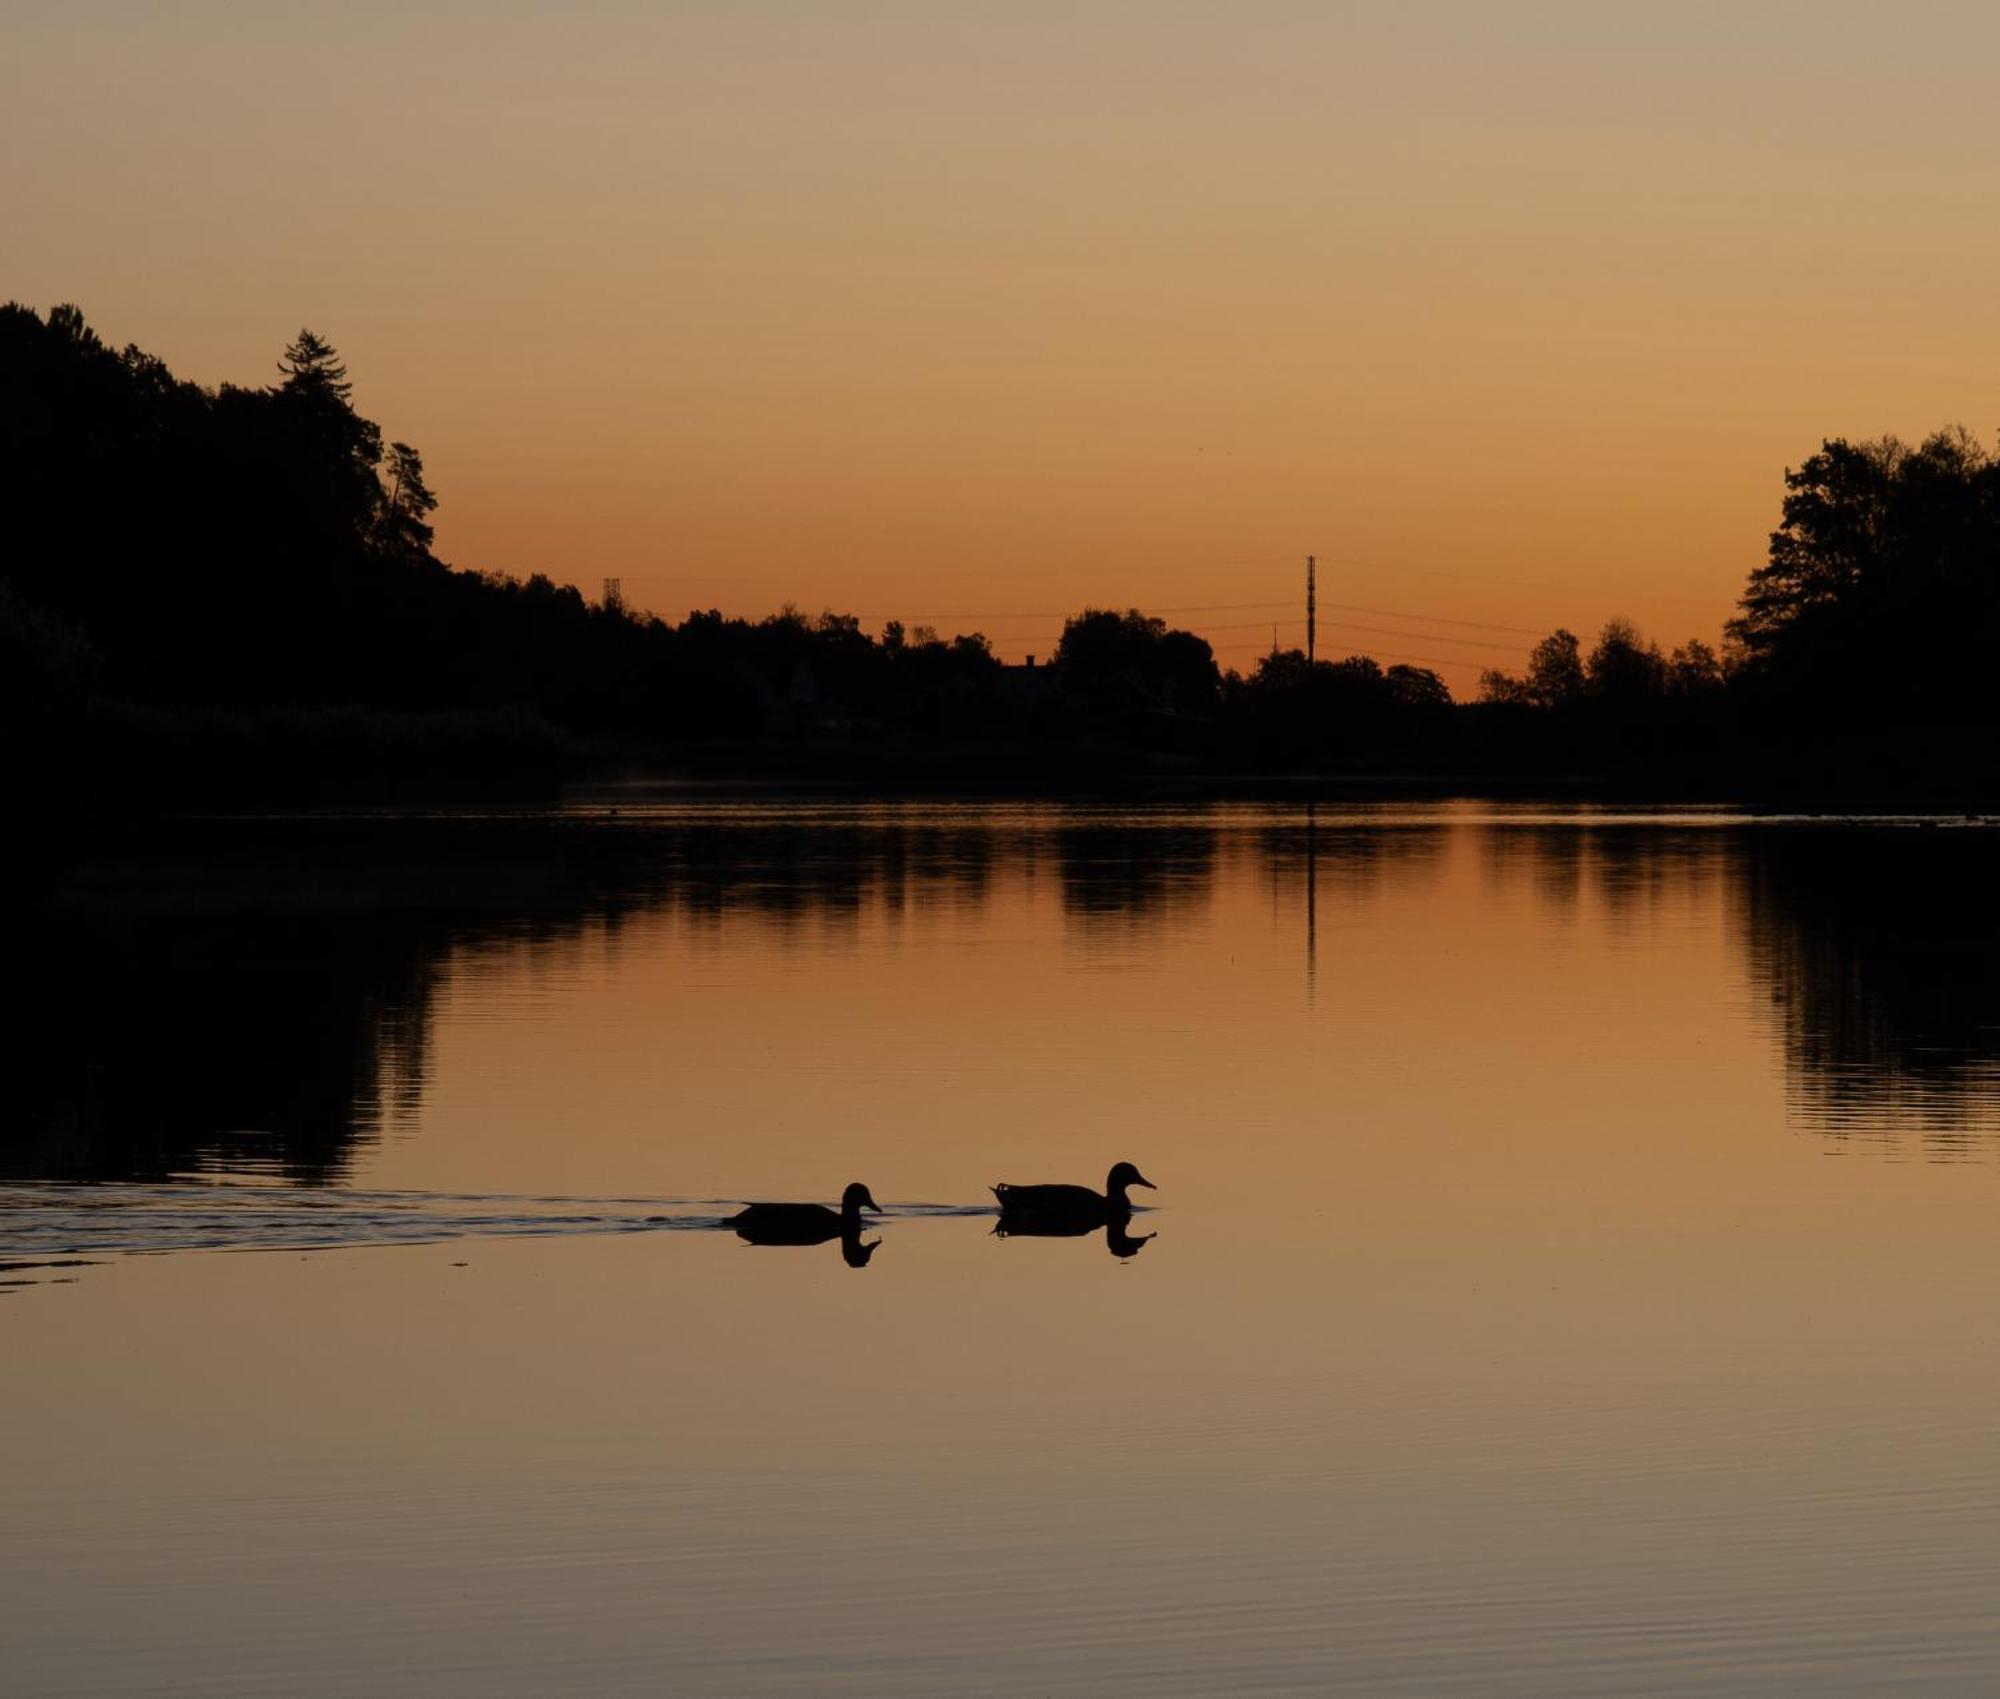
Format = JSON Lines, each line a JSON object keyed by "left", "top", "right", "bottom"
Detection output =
{"left": 730, "top": 1182, "right": 883, "bottom": 1267}
{"left": 993, "top": 1214, "right": 1155, "bottom": 1259}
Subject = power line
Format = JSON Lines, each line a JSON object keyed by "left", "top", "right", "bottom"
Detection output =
{"left": 659, "top": 559, "right": 1710, "bottom": 652}
{"left": 1194, "top": 614, "right": 1528, "bottom": 653}
{"left": 845, "top": 597, "right": 1298, "bottom": 623}
{"left": 1316, "top": 599, "right": 1544, "bottom": 636}
{"left": 1210, "top": 638, "right": 1494, "bottom": 673}
{"left": 844, "top": 596, "right": 1549, "bottom": 635}
{"left": 650, "top": 554, "right": 1723, "bottom": 624}
{"left": 1314, "top": 554, "right": 1722, "bottom": 608}
{"left": 1314, "top": 619, "right": 1528, "bottom": 654}
{"left": 1202, "top": 616, "right": 1306, "bottom": 632}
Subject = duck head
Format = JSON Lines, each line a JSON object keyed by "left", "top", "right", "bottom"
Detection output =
{"left": 840, "top": 1182, "right": 882, "bottom": 1216}
{"left": 1107, "top": 1161, "right": 1155, "bottom": 1199}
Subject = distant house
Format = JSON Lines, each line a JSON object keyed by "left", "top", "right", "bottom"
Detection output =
{"left": 998, "top": 655, "right": 1056, "bottom": 708}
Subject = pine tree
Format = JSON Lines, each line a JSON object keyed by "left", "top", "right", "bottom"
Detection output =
{"left": 374, "top": 440, "right": 438, "bottom": 561}
{"left": 277, "top": 329, "right": 352, "bottom": 402}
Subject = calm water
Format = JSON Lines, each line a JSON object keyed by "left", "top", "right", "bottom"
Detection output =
{"left": 8, "top": 800, "right": 2000, "bottom": 1695}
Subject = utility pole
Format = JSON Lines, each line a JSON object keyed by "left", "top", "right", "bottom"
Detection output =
{"left": 1306, "top": 554, "right": 1316, "bottom": 665}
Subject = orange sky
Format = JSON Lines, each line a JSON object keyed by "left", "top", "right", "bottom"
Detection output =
{"left": 10, "top": 3, "right": 2000, "bottom": 685}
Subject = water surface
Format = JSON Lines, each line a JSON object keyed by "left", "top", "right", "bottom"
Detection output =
{"left": 8, "top": 801, "right": 2000, "bottom": 1694}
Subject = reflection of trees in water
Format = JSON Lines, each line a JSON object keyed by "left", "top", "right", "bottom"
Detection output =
{"left": 1735, "top": 828, "right": 2000, "bottom": 1149}
{"left": 1256, "top": 820, "right": 1448, "bottom": 907}
{"left": 1474, "top": 821, "right": 2000, "bottom": 1147}
{"left": 665, "top": 822, "right": 994, "bottom": 935}
{"left": 9, "top": 819, "right": 685, "bottom": 1185}
{"left": 1587, "top": 827, "right": 1731, "bottom": 931}
{"left": 1055, "top": 823, "right": 1217, "bottom": 931}
{"left": 12, "top": 820, "right": 655, "bottom": 1183}
{"left": 1478, "top": 824, "right": 1727, "bottom": 924}
{"left": 12, "top": 814, "right": 1163, "bottom": 1185}
{"left": 888, "top": 826, "right": 996, "bottom": 918}
{"left": 38, "top": 812, "right": 1992, "bottom": 1185}
{"left": 1479, "top": 826, "right": 1586, "bottom": 915}
{"left": 12, "top": 898, "right": 440, "bottom": 1184}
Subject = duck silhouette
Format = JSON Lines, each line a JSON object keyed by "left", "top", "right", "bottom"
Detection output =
{"left": 731, "top": 1182, "right": 882, "bottom": 1248}
{"left": 992, "top": 1161, "right": 1154, "bottom": 1225}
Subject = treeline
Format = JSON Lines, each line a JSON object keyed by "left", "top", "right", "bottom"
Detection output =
{"left": 0, "top": 303, "right": 1459, "bottom": 799}
{"left": 0, "top": 306, "right": 1029, "bottom": 791}
{"left": 6, "top": 302, "right": 1999, "bottom": 806}
{"left": 1469, "top": 427, "right": 2000, "bottom": 794}
{"left": 1464, "top": 620, "right": 1736, "bottom": 782}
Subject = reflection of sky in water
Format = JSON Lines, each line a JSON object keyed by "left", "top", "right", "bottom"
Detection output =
{"left": 12, "top": 805, "right": 2000, "bottom": 1695}
{"left": 14, "top": 805, "right": 2000, "bottom": 1190}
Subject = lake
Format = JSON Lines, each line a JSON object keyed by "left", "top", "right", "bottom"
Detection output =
{"left": 8, "top": 799, "right": 2000, "bottom": 1695}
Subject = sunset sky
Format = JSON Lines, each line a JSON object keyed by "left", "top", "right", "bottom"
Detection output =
{"left": 9, "top": 1, "right": 1999, "bottom": 684}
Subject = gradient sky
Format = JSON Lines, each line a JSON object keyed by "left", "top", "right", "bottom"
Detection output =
{"left": 8, "top": 2, "right": 1999, "bottom": 683}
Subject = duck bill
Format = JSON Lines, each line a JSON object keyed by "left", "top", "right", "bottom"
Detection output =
{"left": 1134, "top": 1176, "right": 1156, "bottom": 1190}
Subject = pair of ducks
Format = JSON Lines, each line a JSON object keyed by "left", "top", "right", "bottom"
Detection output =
{"left": 730, "top": 1161, "right": 1156, "bottom": 1244}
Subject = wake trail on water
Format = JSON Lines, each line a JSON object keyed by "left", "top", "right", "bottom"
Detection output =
{"left": 0, "top": 1184, "right": 995, "bottom": 1259}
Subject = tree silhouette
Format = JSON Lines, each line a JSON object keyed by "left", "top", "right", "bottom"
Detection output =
{"left": 1054, "top": 608, "right": 1219, "bottom": 717}
{"left": 277, "top": 328, "right": 352, "bottom": 401}
{"left": 374, "top": 440, "right": 438, "bottom": 562}
{"left": 1727, "top": 429, "right": 2000, "bottom": 724}
{"left": 1481, "top": 628, "right": 1584, "bottom": 708}
{"left": 1665, "top": 639, "right": 1726, "bottom": 700}
{"left": 1586, "top": 618, "right": 1664, "bottom": 706}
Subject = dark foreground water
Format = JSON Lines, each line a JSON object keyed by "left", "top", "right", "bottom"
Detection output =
{"left": 7, "top": 801, "right": 2000, "bottom": 1695}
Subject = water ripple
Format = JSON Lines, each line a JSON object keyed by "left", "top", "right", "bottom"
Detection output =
{"left": 0, "top": 1184, "right": 989, "bottom": 1259}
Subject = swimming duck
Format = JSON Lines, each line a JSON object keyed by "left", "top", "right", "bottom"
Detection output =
{"left": 731, "top": 1182, "right": 882, "bottom": 1246}
{"left": 992, "top": 1161, "right": 1154, "bottom": 1222}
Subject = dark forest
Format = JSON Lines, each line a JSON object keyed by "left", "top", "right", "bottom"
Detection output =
{"left": 7, "top": 303, "right": 1998, "bottom": 812}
